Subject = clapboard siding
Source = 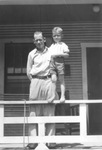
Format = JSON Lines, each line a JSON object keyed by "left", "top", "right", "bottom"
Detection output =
{"left": 0, "top": 22, "right": 102, "bottom": 99}
{"left": 0, "top": 22, "right": 102, "bottom": 136}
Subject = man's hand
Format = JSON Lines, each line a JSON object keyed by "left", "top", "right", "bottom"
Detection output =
{"left": 47, "top": 99, "right": 54, "bottom": 103}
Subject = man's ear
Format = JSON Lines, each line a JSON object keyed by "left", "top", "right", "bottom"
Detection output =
{"left": 33, "top": 39, "right": 35, "bottom": 44}
{"left": 61, "top": 33, "right": 64, "bottom": 38}
{"left": 43, "top": 37, "right": 46, "bottom": 43}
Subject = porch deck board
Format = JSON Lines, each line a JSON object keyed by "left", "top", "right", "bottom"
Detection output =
{"left": 0, "top": 143, "right": 102, "bottom": 150}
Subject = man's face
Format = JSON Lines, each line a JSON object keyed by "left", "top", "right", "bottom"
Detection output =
{"left": 34, "top": 33, "right": 45, "bottom": 50}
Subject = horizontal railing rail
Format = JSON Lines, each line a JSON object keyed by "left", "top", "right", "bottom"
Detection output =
{"left": 0, "top": 99, "right": 102, "bottom": 104}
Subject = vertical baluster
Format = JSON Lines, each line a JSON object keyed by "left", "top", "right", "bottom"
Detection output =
{"left": 38, "top": 123, "right": 45, "bottom": 137}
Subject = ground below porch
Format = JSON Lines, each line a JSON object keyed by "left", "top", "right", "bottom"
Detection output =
{"left": 0, "top": 143, "right": 102, "bottom": 150}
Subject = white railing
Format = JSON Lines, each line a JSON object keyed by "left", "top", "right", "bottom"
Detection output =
{"left": 0, "top": 100, "right": 102, "bottom": 148}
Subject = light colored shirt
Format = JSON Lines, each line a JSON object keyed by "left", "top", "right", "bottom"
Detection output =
{"left": 49, "top": 42, "right": 69, "bottom": 56}
{"left": 27, "top": 47, "right": 50, "bottom": 80}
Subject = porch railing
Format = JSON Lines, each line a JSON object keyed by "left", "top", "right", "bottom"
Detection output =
{"left": 0, "top": 96, "right": 102, "bottom": 148}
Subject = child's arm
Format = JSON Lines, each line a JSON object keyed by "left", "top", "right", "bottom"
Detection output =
{"left": 63, "top": 43, "right": 70, "bottom": 55}
{"left": 51, "top": 53, "right": 69, "bottom": 58}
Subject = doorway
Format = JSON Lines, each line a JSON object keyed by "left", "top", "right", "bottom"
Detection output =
{"left": 87, "top": 47, "right": 102, "bottom": 135}
{"left": 82, "top": 43, "right": 102, "bottom": 135}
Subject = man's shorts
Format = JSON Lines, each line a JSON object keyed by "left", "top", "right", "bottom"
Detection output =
{"left": 50, "top": 56, "right": 65, "bottom": 75}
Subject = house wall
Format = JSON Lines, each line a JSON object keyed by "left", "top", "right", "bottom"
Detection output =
{"left": 0, "top": 22, "right": 102, "bottom": 99}
{"left": 0, "top": 40, "right": 4, "bottom": 94}
{"left": 0, "top": 22, "right": 102, "bottom": 136}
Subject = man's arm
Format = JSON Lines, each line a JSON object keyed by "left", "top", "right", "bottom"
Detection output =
{"left": 26, "top": 53, "right": 33, "bottom": 81}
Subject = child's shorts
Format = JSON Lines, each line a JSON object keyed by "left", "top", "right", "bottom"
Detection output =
{"left": 50, "top": 56, "right": 65, "bottom": 76}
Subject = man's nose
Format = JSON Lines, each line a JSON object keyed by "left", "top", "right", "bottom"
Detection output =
{"left": 37, "top": 40, "right": 41, "bottom": 43}
{"left": 55, "top": 35, "right": 58, "bottom": 38}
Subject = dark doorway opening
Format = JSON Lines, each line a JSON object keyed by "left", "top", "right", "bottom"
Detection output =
{"left": 87, "top": 47, "right": 102, "bottom": 135}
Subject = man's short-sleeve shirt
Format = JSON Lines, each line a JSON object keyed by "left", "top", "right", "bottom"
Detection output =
{"left": 28, "top": 47, "right": 51, "bottom": 76}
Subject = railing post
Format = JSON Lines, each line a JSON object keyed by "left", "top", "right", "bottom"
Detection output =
{"left": 38, "top": 123, "right": 45, "bottom": 137}
{"left": 0, "top": 104, "right": 4, "bottom": 138}
{"left": 35, "top": 123, "right": 49, "bottom": 150}
{"left": 79, "top": 103, "right": 87, "bottom": 138}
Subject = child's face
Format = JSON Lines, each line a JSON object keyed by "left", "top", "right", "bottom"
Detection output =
{"left": 52, "top": 32, "right": 62, "bottom": 43}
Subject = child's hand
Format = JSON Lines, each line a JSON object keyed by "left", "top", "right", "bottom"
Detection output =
{"left": 62, "top": 53, "right": 69, "bottom": 58}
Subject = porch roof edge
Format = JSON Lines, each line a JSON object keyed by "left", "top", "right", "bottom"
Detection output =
{"left": 0, "top": 0, "right": 102, "bottom": 5}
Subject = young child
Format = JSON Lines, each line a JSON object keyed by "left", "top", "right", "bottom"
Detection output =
{"left": 49, "top": 27, "right": 70, "bottom": 103}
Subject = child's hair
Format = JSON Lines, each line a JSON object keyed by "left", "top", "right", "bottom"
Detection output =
{"left": 52, "top": 27, "right": 63, "bottom": 35}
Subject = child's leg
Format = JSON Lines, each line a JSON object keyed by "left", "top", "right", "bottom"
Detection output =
{"left": 50, "top": 57, "right": 58, "bottom": 83}
{"left": 58, "top": 74, "right": 66, "bottom": 103}
{"left": 54, "top": 57, "right": 65, "bottom": 102}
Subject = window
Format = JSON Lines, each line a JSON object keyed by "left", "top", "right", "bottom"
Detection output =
{"left": 5, "top": 43, "right": 34, "bottom": 93}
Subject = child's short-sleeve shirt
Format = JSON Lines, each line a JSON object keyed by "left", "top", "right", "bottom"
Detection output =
{"left": 49, "top": 42, "right": 69, "bottom": 56}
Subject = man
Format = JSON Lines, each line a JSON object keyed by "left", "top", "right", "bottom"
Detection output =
{"left": 26, "top": 31, "right": 57, "bottom": 149}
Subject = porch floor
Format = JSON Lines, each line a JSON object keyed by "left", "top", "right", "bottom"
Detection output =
{"left": 0, "top": 143, "right": 102, "bottom": 150}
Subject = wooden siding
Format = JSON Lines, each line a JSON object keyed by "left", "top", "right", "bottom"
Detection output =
{"left": 0, "top": 22, "right": 102, "bottom": 136}
{"left": 0, "top": 22, "right": 102, "bottom": 99}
